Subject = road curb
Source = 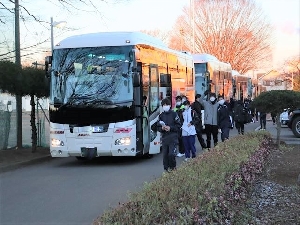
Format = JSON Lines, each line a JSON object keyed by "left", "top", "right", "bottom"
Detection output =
{"left": 0, "top": 155, "right": 52, "bottom": 173}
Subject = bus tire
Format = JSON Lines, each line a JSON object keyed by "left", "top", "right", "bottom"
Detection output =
{"left": 76, "top": 156, "right": 86, "bottom": 160}
{"left": 144, "top": 153, "right": 153, "bottom": 159}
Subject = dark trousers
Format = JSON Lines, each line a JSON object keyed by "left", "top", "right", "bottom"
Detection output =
{"left": 196, "top": 129, "right": 207, "bottom": 149}
{"left": 271, "top": 116, "right": 276, "bottom": 124}
{"left": 205, "top": 124, "right": 218, "bottom": 148}
{"left": 161, "top": 142, "right": 177, "bottom": 170}
{"left": 220, "top": 127, "right": 230, "bottom": 141}
{"left": 182, "top": 135, "right": 196, "bottom": 158}
{"left": 178, "top": 136, "right": 185, "bottom": 154}
{"left": 235, "top": 121, "right": 245, "bottom": 134}
{"left": 260, "top": 117, "right": 266, "bottom": 129}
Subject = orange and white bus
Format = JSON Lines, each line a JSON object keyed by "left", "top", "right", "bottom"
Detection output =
{"left": 46, "top": 32, "right": 194, "bottom": 160}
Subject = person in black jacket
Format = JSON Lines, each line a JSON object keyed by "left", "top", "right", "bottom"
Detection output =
{"left": 233, "top": 100, "right": 247, "bottom": 134}
{"left": 157, "top": 98, "right": 182, "bottom": 172}
{"left": 191, "top": 94, "right": 207, "bottom": 149}
{"left": 259, "top": 111, "right": 267, "bottom": 130}
{"left": 217, "top": 96, "right": 232, "bottom": 141}
{"left": 173, "top": 96, "right": 185, "bottom": 157}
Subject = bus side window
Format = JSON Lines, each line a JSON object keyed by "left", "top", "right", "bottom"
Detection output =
{"left": 150, "top": 65, "right": 159, "bottom": 113}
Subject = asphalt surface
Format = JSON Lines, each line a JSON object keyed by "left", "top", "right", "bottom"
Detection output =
{"left": 0, "top": 120, "right": 298, "bottom": 225}
{"left": 0, "top": 120, "right": 290, "bottom": 172}
{"left": 1, "top": 119, "right": 298, "bottom": 173}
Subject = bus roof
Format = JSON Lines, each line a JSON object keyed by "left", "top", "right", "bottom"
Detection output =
{"left": 192, "top": 53, "right": 219, "bottom": 63}
{"left": 55, "top": 31, "right": 168, "bottom": 50}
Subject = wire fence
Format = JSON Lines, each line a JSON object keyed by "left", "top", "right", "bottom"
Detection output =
{"left": 0, "top": 98, "right": 49, "bottom": 150}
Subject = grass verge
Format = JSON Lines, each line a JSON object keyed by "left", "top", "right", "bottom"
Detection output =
{"left": 93, "top": 131, "right": 272, "bottom": 224}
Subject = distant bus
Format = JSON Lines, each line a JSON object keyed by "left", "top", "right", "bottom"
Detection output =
{"left": 232, "top": 70, "right": 252, "bottom": 100}
{"left": 193, "top": 53, "right": 232, "bottom": 99}
{"left": 46, "top": 31, "right": 194, "bottom": 159}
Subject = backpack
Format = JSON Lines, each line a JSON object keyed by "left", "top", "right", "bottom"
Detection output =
{"left": 234, "top": 105, "right": 246, "bottom": 123}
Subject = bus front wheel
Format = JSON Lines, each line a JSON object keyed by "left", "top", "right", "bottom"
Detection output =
{"left": 76, "top": 156, "right": 86, "bottom": 160}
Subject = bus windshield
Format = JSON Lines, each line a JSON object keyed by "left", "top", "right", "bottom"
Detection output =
{"left": 50, "top": 46, "right": 133, "bottom": 107}
{"left": 194, "top": 63, "right": 207, "bottom": 75}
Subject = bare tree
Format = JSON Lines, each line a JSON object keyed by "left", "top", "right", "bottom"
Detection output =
{"left": 168, "top": 15, "right": 192, "bottom": 52}
{"left": 169, "top": 0, "right": 273, "bottom": 73}
{"left": 0, "top": 0, "right": 132, "bottom": 62}
{"left": 140, "top": 29, "right": 171, "bottom": 45}
{"left": 281, "top": 55, "right": 300, "bottom": 91}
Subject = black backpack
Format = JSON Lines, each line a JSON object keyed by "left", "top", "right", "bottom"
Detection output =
{"left": 234, "top": 105, "right": 246, "bottom": 123}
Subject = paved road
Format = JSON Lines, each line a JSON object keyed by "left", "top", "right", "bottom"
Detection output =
{"left": 0, "top": 121, "right": 298, "bottom": 225}
{"left": 261, "top": 121, "right": 300, "bottom": 145}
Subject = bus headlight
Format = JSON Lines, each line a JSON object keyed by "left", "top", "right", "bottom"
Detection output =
{"left": 115, "top": 137, "right": 131, "bottom": 145}
{"left": 51, "top": 138, "right": 64, "bottom": 147}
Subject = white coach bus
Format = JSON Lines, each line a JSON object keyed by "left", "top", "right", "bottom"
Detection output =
{"left": 46, "top": 32, "right": 195, "bottom": 160}
{"left": 193, "top": 53, "right": 232, "bottom": 99}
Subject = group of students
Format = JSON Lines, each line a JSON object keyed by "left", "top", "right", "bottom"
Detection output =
{"left": 155, "top": 90, "right": 247, "bottom": 172}
{"left": 237, "top": 95, "right": 268, "bottom": 130}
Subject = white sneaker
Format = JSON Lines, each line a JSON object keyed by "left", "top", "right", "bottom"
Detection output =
{"left": 184, "top": 158, "right": 190, "bottom": 162}
{"left": 177, "top": 153, "right": 184, "bottom": 157}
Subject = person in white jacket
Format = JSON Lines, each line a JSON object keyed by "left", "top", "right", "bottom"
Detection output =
{"left": 182, "top": 100, "right": 200, "bottom": 161}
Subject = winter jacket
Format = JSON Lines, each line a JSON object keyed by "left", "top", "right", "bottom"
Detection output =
{"left": 191, "top": 100, "right": 204, "bottom": 115}
{"left": 217, "top": 104, "right": 232, "bottom": 129}
{"left": 181, "top": 107, "right": 200, "bottom": 136}
{"left": 233, "top": 101, "right": 247, "bottom": 123}
{"left": 173, "top": 104, "right": 184, "bottom": 124}
{"left": 157, "top": 109, "right": 182, "bottom": 144}
{"left": 199, "top": 95, "right": 220, "bottom": 126}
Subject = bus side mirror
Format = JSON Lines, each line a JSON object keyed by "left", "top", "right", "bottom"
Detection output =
{"left": 45, "top": 56, "right": 52, "bottom": 78}
{"left": 133, "top": 72, "right": 140, "bottom": 87}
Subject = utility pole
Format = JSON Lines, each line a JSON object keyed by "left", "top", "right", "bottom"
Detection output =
{"left": 180, "top": 28, "right": 184, "bottom": 51}
{"left": 292, "top": 71, "right": 294, "bottom": 90}
{"left": 15, "top": 0, "right": 22, "bottom": 148}
{"left": 192, "top": 0, "right": 195, "bottom": 54}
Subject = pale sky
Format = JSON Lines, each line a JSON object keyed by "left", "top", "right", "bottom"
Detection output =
{"left": 0, "top": 0, "right": 299, "bottom": 68}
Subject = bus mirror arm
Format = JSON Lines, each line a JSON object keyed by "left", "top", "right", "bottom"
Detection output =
{"left": 45, "top": 56, "right": 52, "bottom": 78}
{"left": 133, "top": 72, "right": 140, "bottom": 87}
{"left": 129, "top": 49, "right": 137, "bottom": 71}
{"left": 136, "top": 115, "right": 149, "bottom": 124}
{"left": 134, "top": 104, "right": 143, "bottom": 108}
{"left": 143, "top": 116, "right": 149, "bottom": 125}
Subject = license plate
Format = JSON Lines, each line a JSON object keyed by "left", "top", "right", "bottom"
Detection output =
{"left": 81, "top": 147, "right": 97, "bottom": 158}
